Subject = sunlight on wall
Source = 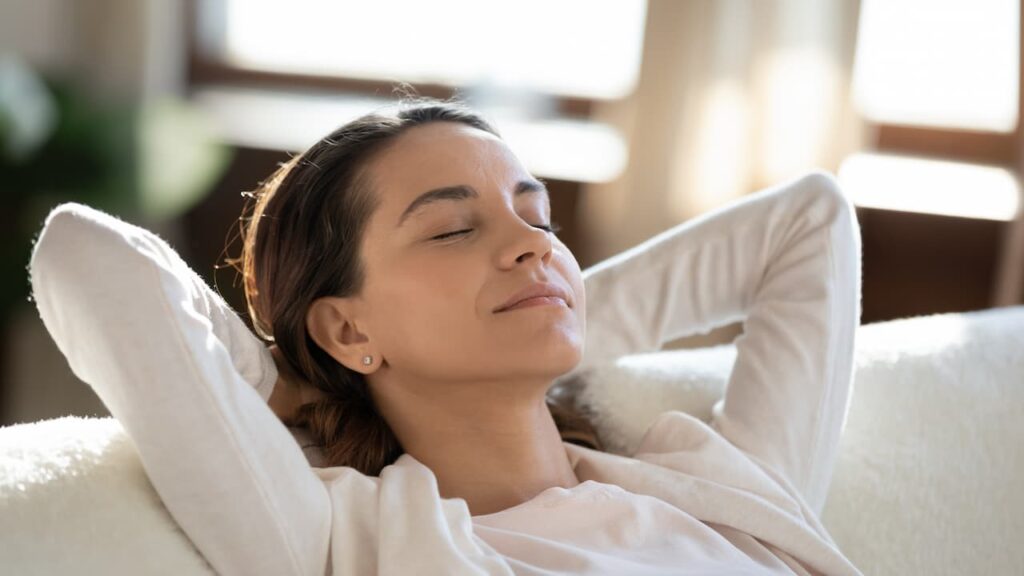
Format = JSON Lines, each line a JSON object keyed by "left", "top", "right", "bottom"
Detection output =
{"left": 757, "top": 48, "right": 840, "bottom": 184}
{"left": 838, "top": 152, "right": 1022, "bottom": 222}
{"left": 680, "top": 79, "right": 750, "bottom": 217}
{"left": 674, "top": 47, "right": 843, "bottom": 219}
{"left": 500, "top": 120, "right": 628, "bottom": 184}
{"left": 193, "top": 87, "right": 627, "bottom": 184}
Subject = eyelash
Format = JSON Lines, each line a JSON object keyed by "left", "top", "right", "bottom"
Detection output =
{"left": 432, "top": 222, "right": 562, "bottom": 241}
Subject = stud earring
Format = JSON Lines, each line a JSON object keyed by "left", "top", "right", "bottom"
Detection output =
{"left": 362, "top": 355, "right": 373, "bottom": 366}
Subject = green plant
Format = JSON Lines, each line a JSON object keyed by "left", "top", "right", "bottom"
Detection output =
{"left": 0, "top": 56, "right": 230, "bottom": 327}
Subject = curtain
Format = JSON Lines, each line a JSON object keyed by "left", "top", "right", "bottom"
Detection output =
{"left": 580, "top": 0, "right": 867, "bottom": 266}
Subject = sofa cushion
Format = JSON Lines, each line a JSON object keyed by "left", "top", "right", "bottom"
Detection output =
{"left": 573, "top": 305, "right": 1024, "bottom": 575}
{"left": 0, "top": 416, "right": 215, "bottom": 575}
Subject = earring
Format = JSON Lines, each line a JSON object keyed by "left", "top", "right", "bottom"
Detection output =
{"left": 362, "top": 355, "right": 373, "bottom": 366}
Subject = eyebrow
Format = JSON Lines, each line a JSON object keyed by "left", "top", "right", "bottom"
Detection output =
{"left": 396, "top": 179, "right": 549, "bottom": 228}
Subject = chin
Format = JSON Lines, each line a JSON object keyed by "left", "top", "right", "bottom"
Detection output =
{"left": 533, "top": 341, "right": 584, "bottom": 372}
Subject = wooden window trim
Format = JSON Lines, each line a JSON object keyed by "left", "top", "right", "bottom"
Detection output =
{"left": 874, "top": 125, "right": 1018, "bottom": 167}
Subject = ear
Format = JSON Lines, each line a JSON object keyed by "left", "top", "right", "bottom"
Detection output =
{"left": 306, "top": 296, "right": 376, "bottom": 373}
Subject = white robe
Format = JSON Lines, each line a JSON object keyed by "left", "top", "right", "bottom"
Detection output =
{"left": 29, "top": 170, "right": 862, "bottom": 575}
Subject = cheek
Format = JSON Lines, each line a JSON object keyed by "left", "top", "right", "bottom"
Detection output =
{"left": 555, "top": 249, "right": 585, "bottom": 301}
{"left": 557, "top": 251, "right": 587, "bottom": 330}
{"left": 382, "top": 260, "right": 484, "bottom": 325}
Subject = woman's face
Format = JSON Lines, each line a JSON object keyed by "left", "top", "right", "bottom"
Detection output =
{"left": 354, "top": 121, "right": 586, "bottom": 389}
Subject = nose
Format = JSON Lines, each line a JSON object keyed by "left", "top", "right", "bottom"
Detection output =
{"left": 500, "top": 218, "right": 554, "bottom": 269}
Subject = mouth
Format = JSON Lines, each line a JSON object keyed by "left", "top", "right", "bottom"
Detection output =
{"left": 493, "top": 281, "right": 572, "bottom": 313}
{"left": 495, "top": 295, "right": 569, "bottom": 313}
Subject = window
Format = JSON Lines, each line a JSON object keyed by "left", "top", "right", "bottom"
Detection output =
{"left": 839, "top": 0, "right": 1024, "bottom": 308}
{"left": 840, "top": 0, "right": 1022, "bottom": 217}
{"left": 191, "top": 0, "right": 648, "bottom": 104}
{"left": 853, "top": 0, "right": 1019, "bottom": 132}
{"left": 844, "top": 0, "right": 1021, "bottom": 165}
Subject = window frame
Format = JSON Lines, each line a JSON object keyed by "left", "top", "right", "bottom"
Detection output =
{"left": 865, "top": 0, "right": 1023, "bottom": 169}
{"left": 857, "top": 0, "right": 1024, "bottom": 308}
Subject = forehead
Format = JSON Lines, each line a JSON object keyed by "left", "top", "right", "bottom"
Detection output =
{"left": 366, "top": 122, "right": 530, "bottom": 204}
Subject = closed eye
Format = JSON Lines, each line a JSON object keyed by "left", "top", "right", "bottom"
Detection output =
{"left": 431, "top": 222, "right": 562, "bottom": 241}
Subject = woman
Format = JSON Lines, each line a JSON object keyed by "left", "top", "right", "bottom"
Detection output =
{"left": 30, "top": 98, "right": 863, "bottom": 575}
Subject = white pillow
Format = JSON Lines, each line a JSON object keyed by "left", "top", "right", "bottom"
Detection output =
{"left": 566, "top": 344, "right": 736, "bottom": 456}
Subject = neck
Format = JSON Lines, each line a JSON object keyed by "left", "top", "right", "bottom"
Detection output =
{"left": 370, "top": 373, "right": 580, "bottom": 517}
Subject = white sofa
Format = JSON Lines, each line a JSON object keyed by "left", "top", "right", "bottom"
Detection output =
{"left": 2, "top": 305, "right": 1023, "bottom": 575}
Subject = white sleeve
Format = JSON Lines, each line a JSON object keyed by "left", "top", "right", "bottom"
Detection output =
{"left": 29, "top": 202, "right": 332, "bottom": 576}
{"left": 574, "top": 171, "right": 862, "bottom": 514}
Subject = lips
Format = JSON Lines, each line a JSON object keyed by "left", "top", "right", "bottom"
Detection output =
{"left": 494, "top": 282, "right": 572, "bottom": 313}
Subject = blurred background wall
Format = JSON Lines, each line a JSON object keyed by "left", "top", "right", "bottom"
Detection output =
{"left": 2, "top": 0, "right": 1022, "bottom": 426}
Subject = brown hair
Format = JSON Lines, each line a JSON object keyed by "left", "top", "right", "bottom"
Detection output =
{"left": 232, "top": 96, "right": 603, "bottom": 476}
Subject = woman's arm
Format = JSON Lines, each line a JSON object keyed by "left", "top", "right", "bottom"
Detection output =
{"left": 29, "top": 203, "right": 331, "bottom": 576}
{"left": 574, "top": 171, "right": 861, "bottom": 515}
{"left": 171, "top": 249, "right": 319, "bottom": 428}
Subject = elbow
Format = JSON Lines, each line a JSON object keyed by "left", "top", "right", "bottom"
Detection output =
{"left": 792, "top": 170, "right": 857, "bottom": 222}
{"left": 31, "top": 205, "right": 84, "bottom": 296}
{"left": 29, "top": 202, "right": 139, "bottom": 319}
{"left": 31, "top": 203, "right": 100, "bottom": 269}
{"left": 786, "top": 171, "right": 862, "bottom": 258}
{"left": 31, "top": 202, "right": 136, "bottom": 276}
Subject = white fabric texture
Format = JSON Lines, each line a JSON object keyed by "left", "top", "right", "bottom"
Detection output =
{"left": 0, "top": 416, "right": 216, "bottom": 575}
{"left": 4, "top": 302, "right": 1022, "bottom": 575}
{"left": 25, "top": 171, "right": 862, "bottom": 575}
{"left": 571, "top": 306, "right": 1024, "bottom": 575}
{"left": 471, "top": 478, "right": 800, "bottom": 575}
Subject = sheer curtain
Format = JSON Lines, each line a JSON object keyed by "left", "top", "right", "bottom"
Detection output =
{"left": 580, "top": 0, "right": 866, "bottom": 265}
